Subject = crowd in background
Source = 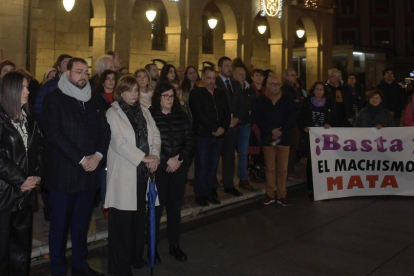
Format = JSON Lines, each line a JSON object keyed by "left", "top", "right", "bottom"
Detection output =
{"left": 0, "top": 48, "right": 413, "bottom": 276}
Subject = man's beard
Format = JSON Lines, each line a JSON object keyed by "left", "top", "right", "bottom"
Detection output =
{"left": 70, "top": 79, "right": 87, "bottom": 89}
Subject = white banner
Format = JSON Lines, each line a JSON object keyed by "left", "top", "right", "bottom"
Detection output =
{"left": 309, "top": 127, "right": 414, "bottom": 201}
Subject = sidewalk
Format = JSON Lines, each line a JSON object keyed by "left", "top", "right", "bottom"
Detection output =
{"left": 31, "top": 158, "right": 307, "bottom": 259}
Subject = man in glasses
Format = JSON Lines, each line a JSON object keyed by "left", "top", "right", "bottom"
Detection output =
{"left": 41, "top": 58, "right": 110, "bottom": 276}
{"left": 254, "top": 75, "right": 293, "bottom": 207}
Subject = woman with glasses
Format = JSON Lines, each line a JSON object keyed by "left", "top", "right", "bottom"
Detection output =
{"left": 0, "top": 72, "right": 44, "bottom": 276}
{"left": 105, "top": 75, "right": 161, "bottom": 276}
{"left": 149, "top": 82, "right": 194, "bottom": 264}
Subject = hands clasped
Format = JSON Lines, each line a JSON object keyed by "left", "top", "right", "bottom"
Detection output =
{"left": 81, "top": 153, "right": 102, "bottom": 172}
{"left": 21, "top": 176, "right": 41, "bottom": 192}
{"left": 166, "top": 155, "right": 181, "bottom": 173}
{"left": 142, "top": 155, "right": 159, "bottom": 173}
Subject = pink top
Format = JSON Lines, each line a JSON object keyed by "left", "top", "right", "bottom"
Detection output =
{"left": 403, "top": 97, "right": 414, "bottom": 126}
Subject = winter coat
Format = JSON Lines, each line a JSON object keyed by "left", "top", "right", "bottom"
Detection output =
{"left": 0, "top": 111, "right": 44, "bottom": 213}
{"left": 376, "top": 80, "right": 406, "bottom": 119}
{"left": 354, "top": 106, "right": 395, "bottom": 128}
{"left": 150, "top": 107, "right": 195, "bottom": 170}
{"left": 326, "top": 82, "right": 353, "bottom": 126}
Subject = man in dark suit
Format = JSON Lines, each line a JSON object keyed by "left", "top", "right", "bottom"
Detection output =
{"left": 214, "top": 56, "right": 243, "bottom": 197}
{"left": 41, "top": 58, "right": 110, "bottom": 276}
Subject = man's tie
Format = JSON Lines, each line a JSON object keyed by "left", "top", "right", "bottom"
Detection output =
{"left": 225, "top": 79, "right": 233, "bottom": 101}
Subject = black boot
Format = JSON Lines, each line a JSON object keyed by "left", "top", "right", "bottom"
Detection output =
{"left": 169, "top": 244, "right": 187, "bottom": 262}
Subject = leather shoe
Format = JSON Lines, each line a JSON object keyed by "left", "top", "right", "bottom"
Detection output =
{"left": 239, "top": 180, "right": 254, "bottom": 191}
{"left": 148, "top": 247, "right": 161, "bottom": 265}
{"left": 195, "top": 196, "right": 208, "bottom": 206}
{"left": 169, "top": 244, "right": 187, "bottom": 262}
{"left": 71, "top": 267, "right": 105, "bottom": 276}
{"left": 212, "top": 188, "right": 218, "bottom": 199}
{"left": 206, "top": 194, "right": 221, "bottom": 204}
{"left": 224, "top": 187, "right": 243, "bottom": 196}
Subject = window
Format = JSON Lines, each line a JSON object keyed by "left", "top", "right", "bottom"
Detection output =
{"left": 152, "top": 8, "right": 166, "bottom": 51}
{"left": 373, "top": 0, "right": 391, "bottom": 15}
{"left": 340, "top": 30, "right": 357, "bottom": 44}
{"left": 340, "top": 0, "right": 355, "bottom": 15}
{"left": 372, "top": 28, "right": 392, "bottom": 47}
{"left": 202, "top": 15, "right": 214, "bottom": 54}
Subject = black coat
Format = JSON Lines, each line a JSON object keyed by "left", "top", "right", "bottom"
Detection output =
{"left": 40, "top": 89, "right": 111, "bottom": 193}
{"left": 189, "top": 85, "right": 231, "bottom": 138}
{"left": 150, "top": 107, "right": 195, "bottom": 169}
{"left": 0, "top": 111, "right": 44, "bottom": 213}
{"left": 298, "top": 97, "right": 336, "bottom": 158}
{"left": 326, "top": 82, "right": 353, "bottom": 126}
{"left": 281, "top": 83, "right": 305, "bottom": 126}
{"left": 215, "top": 76, "right": 243, "bottom": 120}
{"left": 376, "top": 80, "right": 406, "bottom": 119}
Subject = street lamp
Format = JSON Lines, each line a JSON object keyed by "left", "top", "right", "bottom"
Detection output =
{"left": 63, "top": 0, "right": 75, "bottom": 12}
{"left": 208, "top": 16, "right": 218, "bottom": 29}
{"left": 146, "top": 1, "right": 157, "bottom": 22}
{"left": 296, "top": 28, "right": 305, "bottom": 38}
{"left": 258, "top": 25, "right": 267, "bottom": 34}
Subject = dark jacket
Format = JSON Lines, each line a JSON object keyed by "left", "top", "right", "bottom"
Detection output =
{"left": 298, "top": 97, "right": 336, "bottom": 158}
{"left": 34, "top": 73, "right": 60, "bottom": 127}
{"left": 239, "top": 83, "right": 256, "bottom": 125}
{"left": 376, "top": 80, "right": 406, "bottom": 119}
{"left": 281, "top": 82, "right": 305, "bottom": 126}
{"left": 0, "top": 111, "right": 44, "bottom": 213}
{"left": 189, "top": 85, "right": 231, "bottom": 138}
{"left": 215, "top": 76, "right": 243, "bottom": 120}
{"left": 354, "top": 105, "right": 395, "bottom": 128}
{"left": 326, "top": 82, "right": 353, "bottom": 126}
{"left": 40, "top": 89, "right": 111, "bottom": 193}
{"left": 345, "top": 83, "right": 366, "bottom": 111}
{"left": 254, "top": 92, "right": 293, "bottom": 146}
{"left": 150, "top": 107, "right": 195, "bottom": 169}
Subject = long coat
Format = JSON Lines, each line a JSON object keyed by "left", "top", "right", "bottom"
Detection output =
{"left": 41, "top": 89, "right": 111, "bottom": 193}
{"left": 104, "top": 101, "right": 161, "bottom": 211}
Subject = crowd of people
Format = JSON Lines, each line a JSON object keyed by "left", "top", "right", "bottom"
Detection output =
{"left": 0, "top": 49, "right": 412, "bottom": 276}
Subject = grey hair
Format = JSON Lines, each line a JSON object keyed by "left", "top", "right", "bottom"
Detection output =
{"left": 96, "top": 55, "right": 113, "bottom": 76}
{"left": 328, "top": 68, "right": 342, "bottom": 82}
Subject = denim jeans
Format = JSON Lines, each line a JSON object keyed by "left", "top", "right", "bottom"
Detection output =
{"left": 194, "top": 136, "right": 223, "bottom": 197}
{"left": 237, "top": 124, "right": 251, "bottom": 181}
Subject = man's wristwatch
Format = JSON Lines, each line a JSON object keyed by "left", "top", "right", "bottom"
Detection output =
{"left": 177, "top": 156, "right": 184, "bottom": 163}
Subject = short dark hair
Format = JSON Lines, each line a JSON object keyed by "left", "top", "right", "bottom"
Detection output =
{"left": 308, "top": 81, "right": 331, "bottom": 98}
{"left": 151, "top": 82, "right": 181, "bottom": 110}
{"left": 0, "top": 71, "right": 29, "bottom": 119}
{"left": 382, "top": 67, "right": 394, "bottom": 76}
{"left": 348, "top": 73, "right": 357, "bottom": 79}
{"left": 251, "top": 68, "right": 264, "bottom": 77}
{"left": 94, "top": 70, "right": 117, "bottom": 94}
{"left": 114, "top": 75, "right": 138, "bottom": 102}
{"left": 67, "top": 58, "right": 88, "bottom": 71}
{"left": 53, "top": 54, "right": 72, "bottom": 69}
{"left": 145, "top": 63, "right": 156, "bottom": 72}
{"left": 202, "top": 67, "right": 215, "bottom": 75}
{"left": 106, "top": 51, "right": 115, "bottom": 57}
{"left": 0, "top": 60, "right": 16, "bottom": 73}
{"left": 218, "top": 56, "right": 231, "bottom": 68}
{"left": 366, "top": 89, "right": 384, "bottom": 101}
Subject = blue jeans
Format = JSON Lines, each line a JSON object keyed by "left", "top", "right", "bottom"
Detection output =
{"left": 194, "top": 136, "right": 223, "bottom": 197}
{"left": 237, "top": 124, "right": 251, "bottom": 181}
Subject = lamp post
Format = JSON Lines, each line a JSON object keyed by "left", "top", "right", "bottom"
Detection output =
{"left": 296, "top": 28, "right": 305, "bottom": 38}
{"left": 207, "top": 0, "right": 218, "bottom": 29}
{"left": 63, "top": 0, "right": 75, "bottom": 12}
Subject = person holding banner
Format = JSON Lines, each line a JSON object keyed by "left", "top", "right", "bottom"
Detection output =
{"left": 299, "top": 81, "right": 336, "bottom": 199}
{"left": 254, "top": 76, "right": 293, "bottom": 207}
{"left": 354, "top": 89, "right": 395, "bottom": 129}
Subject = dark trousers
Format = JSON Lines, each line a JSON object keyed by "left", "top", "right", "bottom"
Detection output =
{"left": 108, "top": 181, "right": 147, "bottom": 276}
{"left": 42, "top": 187, "right": 51, "bottom": 218}
{"left": 49, "top": 190, "right": 95, "bottom": 276}
{"left": 155, "top": 165, "right": 187, "bottom": 246}
{"left": 194, "top": 136, "right": 223, "bottom": 196}
{"left": 213, "top": 125, "right": 239, "bottom": 189}
{"left": 306, "top": 156, "right": 314, "bottom": 194}
{"left": 288, "top": 126, "right": 300, "bottom": 174}
{"left": 0, "top": 206, "right": 32, "bottom": 276}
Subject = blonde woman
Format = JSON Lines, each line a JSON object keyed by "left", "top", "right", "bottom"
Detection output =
{"left": 134, "top": 68, "right": 154, "bottom": 108}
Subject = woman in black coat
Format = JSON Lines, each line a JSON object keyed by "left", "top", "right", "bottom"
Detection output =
{"left": 298, "top": 81, "right": 336, "bottom": 200}
{"left": 0, "top": 72, "right": 44, "bottom": 276}
{"left": 150, "top": 82, "right": 195, "bottom": 264}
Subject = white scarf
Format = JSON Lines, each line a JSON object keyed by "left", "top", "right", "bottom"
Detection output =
{"left": 58, "top": 72, "right": 91, "bottom": 102}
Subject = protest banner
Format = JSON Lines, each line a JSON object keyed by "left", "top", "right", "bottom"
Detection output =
{"left": 309, "top": 127, "right": 414, "bottom": 201}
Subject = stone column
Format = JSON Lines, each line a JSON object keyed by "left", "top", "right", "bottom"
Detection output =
{"left": 268, "top": 38, "right": 284, "bottom": 80}
{"left": 184, "top": 0, "right": 201, "bottom": 68}
{"left": 90, "top": 18, "right": 114, "bottom": 73}
{"left": 223, "top": 33, "right": 240, "bottom": 60}
{"left": 166, "top": 26, "right": 185, "bottom": 67}
{"left": 305, "top": 41, "right": 320, "bottom": 87}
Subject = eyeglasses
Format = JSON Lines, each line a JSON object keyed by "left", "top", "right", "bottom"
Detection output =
{"left": 71, "top": 70, "right": 90, "bottom": 78}
{"left": 267, "top": 82, "right": 281, "bottom": 87}
{"left": 161, "top": 94, "right": 174, "bottom": 100}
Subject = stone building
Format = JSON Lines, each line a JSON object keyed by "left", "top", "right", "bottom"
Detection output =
{"left": 1, "top": 0, "right": 334, "bottom": 87}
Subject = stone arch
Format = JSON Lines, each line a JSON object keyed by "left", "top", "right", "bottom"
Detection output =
{"left": 294, "top": 14, "right": 319, "bottom": 44}
{"left": 90, "top": 0, "right": 106, "bottom": 19}
{"left": 162, "top": 0, "right": 181, "bottom": 27}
